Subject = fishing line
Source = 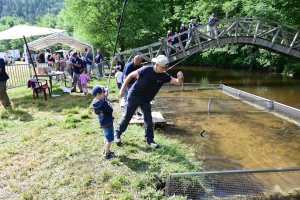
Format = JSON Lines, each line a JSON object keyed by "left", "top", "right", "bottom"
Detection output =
{"left": 164, "top": 42, "right": 211, "bottom": 92}
{"left": 106, "top": 0, "right": 128, "bottom": 95}
{"left": 165, "top": 42, "right": 211, "bottom": 72}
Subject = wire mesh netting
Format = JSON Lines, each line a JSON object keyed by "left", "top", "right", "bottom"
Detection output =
{"left": 273, "top": 102, "right": 300, "bottom": 122}
{"left": 156, "top": 84, "right": 300, "bottom": 123}
{"left": 221, "top": 85, "right": 300, "bottom": 122}
{"left": 167, "top": 168, "right": 300, "bottom": 199}
{"left": 91, "top": 63, "right": 101, "bottom": 79}
{"left": 157, "top": 84, "right": 300, "bottom": 199}
{"left": 90, "top": 61, "right": 112, "bottom": 79}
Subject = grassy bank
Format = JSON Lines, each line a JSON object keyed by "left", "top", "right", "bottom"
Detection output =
{"left": 0, "top": 77, "right": 202, "bottom": 199}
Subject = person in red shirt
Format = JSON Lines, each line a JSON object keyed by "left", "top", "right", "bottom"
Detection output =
{"left": 166, "top": 30, "right": 173, "bottom": 55}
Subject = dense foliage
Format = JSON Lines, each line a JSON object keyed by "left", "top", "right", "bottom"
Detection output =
{"left": 1, "top": 0, "right": 300, "bottom": 74}
{"left": 0, "top": 0, "right": 63, "bottom": 24}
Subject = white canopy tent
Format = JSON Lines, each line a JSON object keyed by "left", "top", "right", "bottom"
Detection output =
{"left": 0, "top": 24, "right": 65, "bottom": 40}
{"left": 24, "top": 32, "right": 94, "bottom": 63}
{"left": 0, "top": 24, "right": 94, "bottom": 63}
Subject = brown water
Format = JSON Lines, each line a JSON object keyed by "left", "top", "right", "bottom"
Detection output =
{"left": 157, "top": 67, "right": 300, "bottom": 171}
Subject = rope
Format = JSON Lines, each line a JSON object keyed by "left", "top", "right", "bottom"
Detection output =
{"left": 106, "top": 0, "right": 128, "bottom": 94}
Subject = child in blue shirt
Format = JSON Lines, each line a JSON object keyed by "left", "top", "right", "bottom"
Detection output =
{"left": 91, "top": 85, "right": 115, "bottom": 160}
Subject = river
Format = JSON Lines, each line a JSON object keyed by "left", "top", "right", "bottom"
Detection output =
{"left": 169, "top": 66, "right": 300, "bottom": 109}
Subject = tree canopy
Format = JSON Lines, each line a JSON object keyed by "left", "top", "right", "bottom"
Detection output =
{"left": 1, "top": 0, "right": 300, "bottom": 74}
{"left": 0, "top": 0, "right": 63, "bottom": 24}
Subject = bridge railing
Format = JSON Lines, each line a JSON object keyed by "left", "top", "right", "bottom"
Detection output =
{"left": 116, "top": 18, "right": 300, "bottom": 63}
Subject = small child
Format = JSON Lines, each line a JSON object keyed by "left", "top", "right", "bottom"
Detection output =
{"left": 114, "top": 66, "right": 123, "bottom": 89}
{"left": 79, "top": 68, "right": 89, "bottom": 95}
{"left": 91, "top": 85, "right": 115, "bottom": 160}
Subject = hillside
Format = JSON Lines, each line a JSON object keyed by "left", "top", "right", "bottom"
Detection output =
{"left": 0, "top": 0, "right": 64, "bottom": 24}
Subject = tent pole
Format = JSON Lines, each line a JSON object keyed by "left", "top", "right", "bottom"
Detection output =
{"left": 23, "top": 36, "right": 38, "bottom": 78}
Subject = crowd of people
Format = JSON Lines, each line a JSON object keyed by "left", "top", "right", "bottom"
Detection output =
{"left": 29, "top": 47, "right": 110, "bottom": 95}
{"left": 166, "top": 13, "right": 219, "bottom": 55}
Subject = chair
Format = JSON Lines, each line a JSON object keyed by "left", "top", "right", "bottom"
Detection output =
{"left": 28, "top": 78, "right": 51, "bottom": 100}
{"left": 34, "top": 80, "right": 51, "bottom": 100}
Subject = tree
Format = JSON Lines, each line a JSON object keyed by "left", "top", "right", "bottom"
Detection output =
{"left": 0, "top": 16, "right": 26, "bottom": 52}
{"left": 0, "top": 0, "right": 64, "bottom": 24}
{"left": 57, "top": 0, "right": 166, "bottom": 54}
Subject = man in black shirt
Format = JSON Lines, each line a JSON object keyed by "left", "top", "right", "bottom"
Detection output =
{"left": 0, "top": 58, "right": 10, "bottom": 109}
{"left": 115, "top": 55, "right": 184, "bottom": 148}
{"left": 70, "top": 52, "right": 83, "bottom": 93}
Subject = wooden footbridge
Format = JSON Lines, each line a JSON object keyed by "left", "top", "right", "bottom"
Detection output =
{"left": 115, "top": 18, "right": 300, "bottom": 63}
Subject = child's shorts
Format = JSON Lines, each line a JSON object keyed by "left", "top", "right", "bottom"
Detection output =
{"left": 81, "top": 83, "right": 87, "bottom": 89}
{"left": 103, "top": 124, "right": 114, "bottom": 142}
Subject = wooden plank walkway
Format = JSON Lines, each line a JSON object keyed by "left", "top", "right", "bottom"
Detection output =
{"left": 119, "top": 98, "right": 163, "bottom": 125}
{"left": 129, "top": 111, "right": 166, "bottom": 126}
{"left": 120, "top": 98, "right": 125, "bottom": 107}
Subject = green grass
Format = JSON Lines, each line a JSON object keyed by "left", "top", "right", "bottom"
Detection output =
{"left": 0, "top": 77, "right": 202, "bottom": 199}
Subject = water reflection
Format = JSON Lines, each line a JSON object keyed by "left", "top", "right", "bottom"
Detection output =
{"left": 167, "top": 66, "right": 300, "bottom": 109}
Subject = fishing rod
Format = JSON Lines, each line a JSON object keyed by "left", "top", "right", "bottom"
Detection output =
{"left": 165, "top": 42, "right": 211, "bottom": 72}
{"left": 106, "top": 0, "right": 128, "bottom": 95}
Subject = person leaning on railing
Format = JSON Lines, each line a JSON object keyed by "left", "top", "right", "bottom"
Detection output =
{"left": 188, "top": 19, "right": 198, "bottom": 39}
{"left": 0, "top": 58, "right": 11, "bottom": 109}
{"left": 186, "top": 19, "right": 199, "bottom": 47}
{"left": 207, "top": 13, "right": 219, "bottom": 39}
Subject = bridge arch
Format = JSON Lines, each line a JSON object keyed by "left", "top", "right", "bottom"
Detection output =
{"left": 116, "top": 18, "right": 300, "bottom": 63}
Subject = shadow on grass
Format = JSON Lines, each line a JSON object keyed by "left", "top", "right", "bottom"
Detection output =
{"left": 118, "top": 139, "right": 199, "bottom": 174}
{"left": 11, "top": 87, "right": 93, "bottom": 112}
{"left": 118, "top": 155, "right": 151, "bottom": 172}
{"left": 121, "top": 141, "right": 150, "bottom": 152}
{"left": 0, "top": 107, "right": 33, "bottom": 121}
{"left": 15, "top": 87, "right": 120, "bottom": 112}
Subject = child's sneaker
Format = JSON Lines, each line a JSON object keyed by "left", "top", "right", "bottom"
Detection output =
{"left": 104, "top": 152, "right": 115, "bottom": 160}
{"left": 103, "top": 149, "right": 115, "bottom": 156}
